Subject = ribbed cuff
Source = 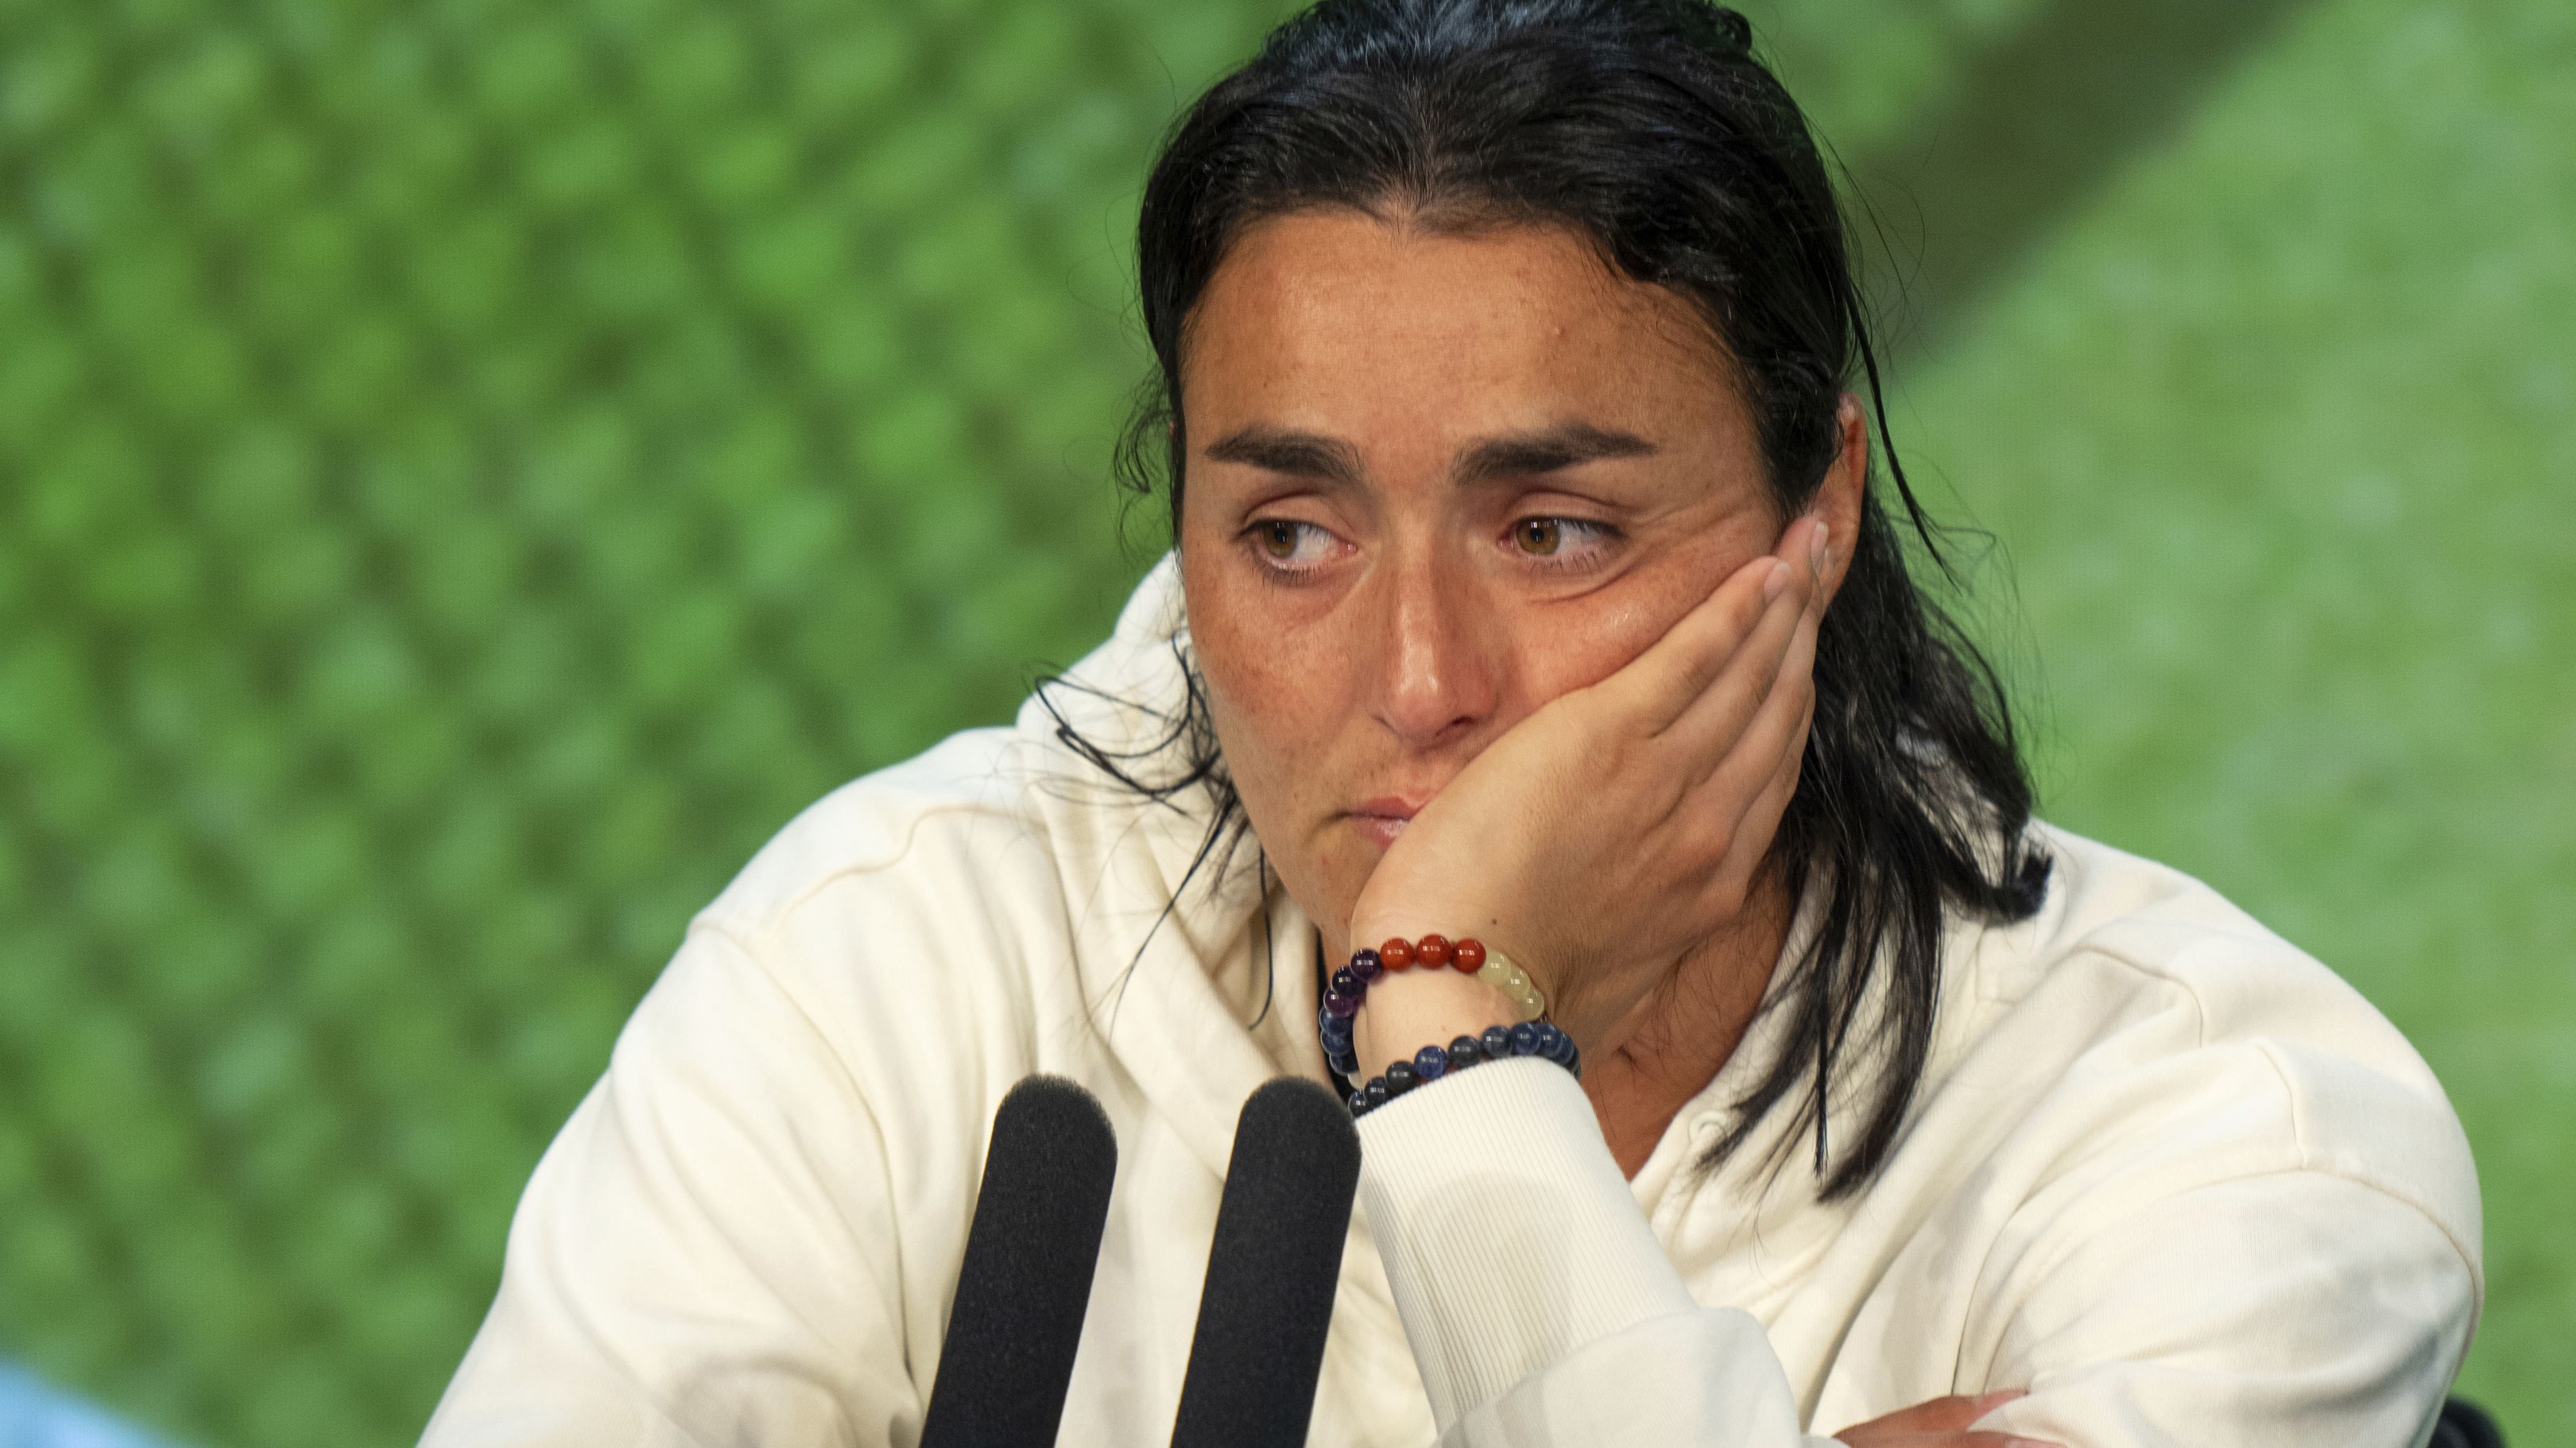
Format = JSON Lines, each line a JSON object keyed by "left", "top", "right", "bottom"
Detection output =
{"left": 1353, "top": 1057, "right": 1698, "bottom": 1428}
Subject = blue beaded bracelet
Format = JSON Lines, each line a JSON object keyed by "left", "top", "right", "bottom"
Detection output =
{"left": 1346, "top": 1020, "right": 1580, "bottom": 1119}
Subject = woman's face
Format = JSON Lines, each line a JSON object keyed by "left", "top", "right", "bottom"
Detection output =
{"left": 1176, "top": 208, "right": 1798, "bottom": 953}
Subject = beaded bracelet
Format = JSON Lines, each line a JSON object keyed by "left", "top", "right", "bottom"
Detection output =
{"left": 1317, "top": 933, "right": 1547, "bottom": 1080}
{"left": 1316, "top": 934, "right": 1544, "bottom": 1073}
{"left": 1346, "top": 1020, "right": 1582, "bottom": 1120}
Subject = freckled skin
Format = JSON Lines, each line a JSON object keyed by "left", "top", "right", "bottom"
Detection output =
{"left": 1177, "top": 209, "right": 1784, "bottom": 958}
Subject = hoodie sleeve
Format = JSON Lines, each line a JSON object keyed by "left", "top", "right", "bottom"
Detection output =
{"left": 1354, "top": 1058, "right": 1838, "bottom": 1447}
{"left": 1354, "top": 1050, "right": 2477, "bottom": 1448}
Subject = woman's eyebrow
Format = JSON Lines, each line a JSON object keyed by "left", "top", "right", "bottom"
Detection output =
{"left": 1203, "top": 426, "right": 1365, "bottom": 486}
{"left": 1201, "top": 421, "right": 1657, "bottom": 488}
{"left": 1452, "top": 423, "right": 1658, "bottom": 487}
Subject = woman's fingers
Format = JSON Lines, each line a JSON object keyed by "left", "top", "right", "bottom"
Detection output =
{"left": 1606, "top": 540, "right": 1794, "bottom": 733}
{"left": 1697, "top": 540, "right": 1823, "bottom": 780}
{"left": 1833, "top": 1391, "right": 2030, "bottom": 1441}
{"left": 1645, "top": 521, "right": 1821, "bottom": 914}
{"left": 1517, "top": 512, "right": 1826, "bottom": 935}
{"left": 1697, "top": 679, "right": 1812, "bottom": 916}
{"left": 1875, "top": 1392, "right": 2012, "bottom": 1431}
{"left": 1844, "top": 1422, "right": 2060, "bottom": 1432}
{"left": 1608, "top": 513, "right": 1822, "bottom": 749}
{"left": 1660, "top": 512, "right": 1826, "bottom": 759}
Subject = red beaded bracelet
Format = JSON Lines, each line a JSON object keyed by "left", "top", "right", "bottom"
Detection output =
{"left": 1373, "top": 933, "right": 1544, "bottom": 1020}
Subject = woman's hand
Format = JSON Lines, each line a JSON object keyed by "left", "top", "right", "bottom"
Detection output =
{"left": 1346, "top": 513, "right": 1830, "bottom": 1060}
{"left": 1834, "top": 1391, "right": 2057, "bottom": 1447}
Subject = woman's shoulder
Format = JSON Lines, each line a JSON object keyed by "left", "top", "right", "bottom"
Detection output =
{"left": 1943, "top": 821, "right": 2479, "bottom": 1263}
{"left": 1983, "top": 823, "right": 2439, "bottom": 1076}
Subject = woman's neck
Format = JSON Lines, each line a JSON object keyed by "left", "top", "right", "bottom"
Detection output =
{"left": 1579, "top": 874, "right": 1793, "bottom": 1178}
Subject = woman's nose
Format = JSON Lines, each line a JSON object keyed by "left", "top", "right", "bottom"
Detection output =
{"left": 1372, "top": 557, "right": 1501, "bottom": 751}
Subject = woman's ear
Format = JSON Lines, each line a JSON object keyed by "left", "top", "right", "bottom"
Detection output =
{"left": 1815, "top": 393, "right": 1869, "bottom": 605}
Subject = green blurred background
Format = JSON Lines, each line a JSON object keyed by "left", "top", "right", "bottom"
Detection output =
{"left": 0, "top": 0, "right": 2566, "bottom": 1443}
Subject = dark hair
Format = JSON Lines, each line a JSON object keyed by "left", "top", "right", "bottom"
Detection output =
{"left": 1054, "top": 0, "right": 2049, "bottom": 1198}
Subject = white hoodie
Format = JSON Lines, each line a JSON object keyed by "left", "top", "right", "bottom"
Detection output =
{"left": 421, "top": 556, "right": 2479, "bottom": 1447}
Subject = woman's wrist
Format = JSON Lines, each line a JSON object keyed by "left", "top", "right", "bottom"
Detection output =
{"left": 1352, "top": 967, "right": 1520, "bottom": 1073}
{"left": 1324, "top": 929, "right": 1582, "bottom": 1117}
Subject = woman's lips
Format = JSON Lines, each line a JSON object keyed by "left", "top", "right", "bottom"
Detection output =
{"left": 1348, "top": 796, "right": 1424, "bottom": 850}
{"left": 1351, "top": 814, "right": 1409, "bottom": 849}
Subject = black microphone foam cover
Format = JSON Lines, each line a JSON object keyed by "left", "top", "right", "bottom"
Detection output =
{"left": 1168, "top": 1076, "right": 1362, "bottom": 1448}
{"left": 919, "top": 1074, "right": 1118, "bottom": 1448}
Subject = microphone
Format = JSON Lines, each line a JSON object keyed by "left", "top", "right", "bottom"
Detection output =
{"left": 1168, "top": 1077, "right": 1362, "bottom": 1448}
{"left": 919, "top": 1074, "right": 1118, "bottom": 1448}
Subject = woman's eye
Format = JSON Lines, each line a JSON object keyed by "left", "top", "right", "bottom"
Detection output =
{"left": 1507, "top": 516, "right": 1613, "bottom": 565}
{"left": 1246, "top": 518, "right": 1338, "bottom": 570}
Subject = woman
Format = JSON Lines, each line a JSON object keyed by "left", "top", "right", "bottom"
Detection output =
{"left": 422, "top": 2, "right": 2479, "bottom": 1444}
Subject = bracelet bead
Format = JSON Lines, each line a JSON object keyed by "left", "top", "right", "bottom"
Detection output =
{"left": 1474, "top": 953, "right": 1545, "bottom": 1020}
{"left": 1323, "top": 932, "right": 1546, "bottom": 1096}
{"left": 1320, "top": 1004, "right": 1358, "bottom": 1075}
{"left": 1346, "top": 1010, "right": 1582, "bottom": 1119}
